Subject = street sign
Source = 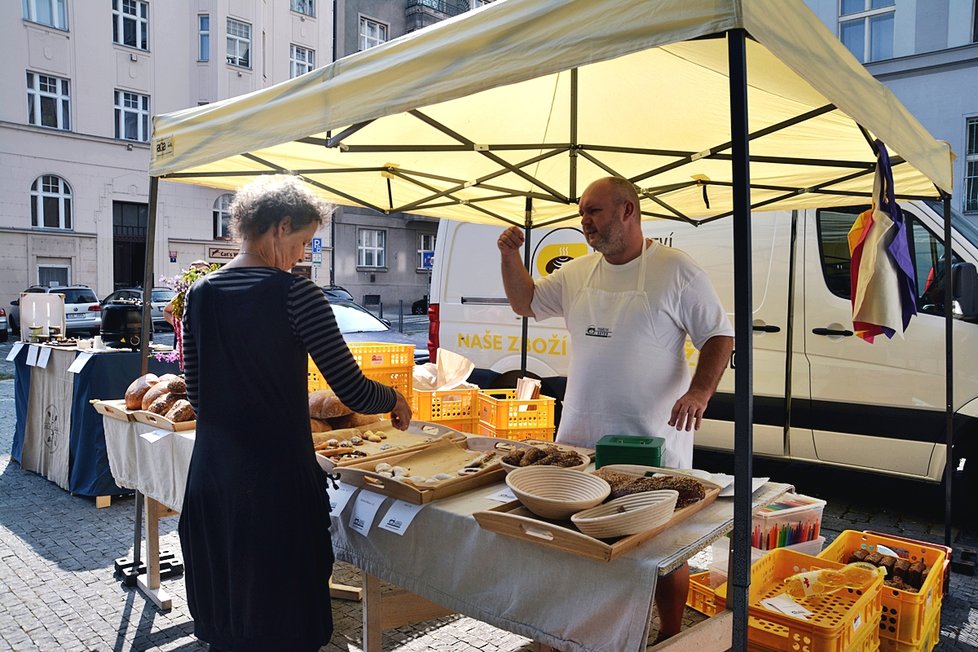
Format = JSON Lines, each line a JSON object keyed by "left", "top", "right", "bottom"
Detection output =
{"left": 421, "top": 251, "right": 434, "bottom": 270}
{"left": 312, "top": 252, "right": 323, "bottom": 265}
{"left": 312, "top": 237, "right": 322, "bottom": 254}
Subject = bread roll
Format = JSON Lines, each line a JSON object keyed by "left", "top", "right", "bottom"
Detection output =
{"left": 308, "top": 390, "right": 353, "bottom": 419}
{"left": 141, "top": 375, "right": 186, "bottom": 410}
{"left": 310, "top": 417, "right": 333, "bottom": 433}
{"left": 165, "top": 399, "right": 195, "bottom": 423}
{"left": 148, "top": 392, "right": 180, "bottom": 416}
{"left": 125, "top": 373, "right": 159, "bottom": 410}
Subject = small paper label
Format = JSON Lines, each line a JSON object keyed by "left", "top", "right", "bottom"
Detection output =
{"left": 36, "top": 347, "right": 52, "bottom": 369}
{"left": 6, "top": 342, "right": 24, "bottom": 361}
{"left": 853, "top": 615, "right": 862, "bottom": 632}
{"left": 760, "top": 594, "right": 812, "bottom": 619}
{"left": 378, "top": 500, "right": 425, "bottom": 536}
{"left": 486, "top": 487, "right": 518, "bottom": 503}
{"left": 26, "top": 345, "right": 40, "bottom": 367}
{"left": 348, "top": 490, "right": 386, "bottom": 535}
{"left": 67, "top": 351, "right": 94, "bottom": 374}
{"left": 328, "top": 482, "right": 357, "bottom": 516}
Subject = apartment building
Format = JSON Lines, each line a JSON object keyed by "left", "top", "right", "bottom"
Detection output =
{"left": 1, "top": 0, "right": 334, "bottom": 310}
{"left": 804, "top": 0, "right": 978, "bottom": 216}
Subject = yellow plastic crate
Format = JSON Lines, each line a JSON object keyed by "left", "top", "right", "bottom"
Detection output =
{"left": 477, "top": 423, "right": 555, "bottom": 442}
{"left": 717, "top": 548, "right": 883, "bottom": 652}
{"left": 433, "top": 417, "right": 480, "bottom": 434}
{"left": 477, "top": 389, "right": 555, "bottom": 431}
{"left": 687, "top": 570, "right": 726, "bottom": 617}
{"left": 878, "top": 599, "right": 940, "bottom": 652}
{"left": 308, "top": 343, "right": 414, "bottom": 404}
{"left": 411, "top": 387, "right": 479, "bottom": 422}
{"left": 818, "top": 531, "right": 945, "bottom": 647}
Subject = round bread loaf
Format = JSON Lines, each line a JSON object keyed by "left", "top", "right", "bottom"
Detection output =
{"left": 309, "top": 389, "right": 353, "bottom": 419}
{"left": 167, "top": 376, "right": 187, "bottom": 396}
{"left": 141, "top": 375, "right": 184, "bottom": 410}
{"left": 310, "top": 417, "right": 333, "bottom": 433}
{"left": 148, "top": 392, "right": 181, "bottom": 416}
{"left": 327, "top": 412, "right": 385, "bottom": 429}
{"left": 125, "top": 373, "right": 159, "bottom": 410}
{"left": 165, "top": 399, "right": 195, "bottom": 423}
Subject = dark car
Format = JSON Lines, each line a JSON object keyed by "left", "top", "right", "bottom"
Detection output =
{"left": 9, "top": 285, "right": 101, "bottom": 336}
{"left": 328, "top": 298, "right": 428, "bottom": 364}
{"left": 321, "top": 284, "right": 354, "bottom": 302}
{"left": 103, "top": 287, "right": 176, "bottom": 330}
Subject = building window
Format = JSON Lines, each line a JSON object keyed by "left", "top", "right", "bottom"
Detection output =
{"left": 213, "top": 193, "right": 233, "bottom": 240}
{"left": 358, "top": 229, "right": 386, "bottom": 267}
{"left": 359, "top": 16, "right": 388, "bottom": 51}
{"left": 227, "top": 18, "right": 252, "bottom": 68}
{"left": 27, "top": 72, "right": 70, "bottom": 130}
{"left": 22, "top": 0, "right": 68, "bottom": 30}
{"left": 114, "top": 90, "right": 150, "bottom": 142}
{"left": 112, "top": 0, "right": 149, "bottom": 50}
{"left": 839, "top": 0, "right": 895, "bottom": 63}
{"left": 290, "top": 44, "right": 315, "bottom": 78}
{"left": 38, "top": 265, "right": 70, "bottom": 287}
{"left": 417, "top": 233, "right": 436, "bottom": 270}
{"left": 198, "top": 14, "right": 210, "bottom": 61}
{"left": 291, "top": 0, "right": 315, "bottom": 17}
{"left": 966, "top": 117, "right": 978, "bottom": 212}
{"left": 31, "top": 175, "right": 72, "bottom": 230}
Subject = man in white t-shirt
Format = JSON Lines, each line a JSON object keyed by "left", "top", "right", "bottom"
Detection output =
{"left": 498, "top": 176, "right": 734, "bottom": 641}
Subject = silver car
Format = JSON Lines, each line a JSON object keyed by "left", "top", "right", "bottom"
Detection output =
{"left": 9, "top": 285, "right": 102, "bottom": 336}
{"left": 103, "top": 287, "right": 176, "bottom": 330}
{"left": 329, "top": 298, "right": 429, "bottom": 364}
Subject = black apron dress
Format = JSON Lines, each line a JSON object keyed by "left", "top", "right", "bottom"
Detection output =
{"left": 178, "top": 269, "right": 333, "bottom": 652}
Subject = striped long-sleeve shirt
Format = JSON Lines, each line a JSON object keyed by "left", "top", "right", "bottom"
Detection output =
{"left": 182, "top": 267, "right": 396, "bottom": 415}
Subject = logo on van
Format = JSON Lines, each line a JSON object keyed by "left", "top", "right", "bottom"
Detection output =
{"left": 537, "top": 243, "right": 589, "bottom": 277}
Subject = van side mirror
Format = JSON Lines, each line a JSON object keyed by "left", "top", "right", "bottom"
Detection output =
{"left": 11, "top": 299, "right": 19, "bottom": 306}
{"left": 952, "top": 262, "right": 978, "bottom": 321}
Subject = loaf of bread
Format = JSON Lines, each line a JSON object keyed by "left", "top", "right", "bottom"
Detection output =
{"left": 148, "top": 392, "right": 181, "bottom": 416}
{"left": 165, "top": 399, "right": 195, "bottom": 423}
{"left": 308, "top": 390, "right": 352, "bottom": 419}
{"left": 125, "top": 373, "right": 159, "bottom": 410}
{"left": 141, "top": 374, "right": 185, "bottom": 410}
{"left": 327, "top": 412, "right": 385, "bottom": 429}
{"left": 310, "top": 417, "right": 333, "bottom": 433}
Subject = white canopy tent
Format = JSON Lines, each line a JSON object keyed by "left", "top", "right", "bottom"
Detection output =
{"left": 141, "top": 0, "right": 955, "bottom": 647}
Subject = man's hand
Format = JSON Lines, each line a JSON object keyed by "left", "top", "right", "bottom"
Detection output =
{"left": 668, "top": 388, "right": 712, "bottom": 432}
{"left": 390, "top": 389, "right": 412, "bottom": 431}
{"left": 497, "top": 226, "right": 525, "bottom": 256}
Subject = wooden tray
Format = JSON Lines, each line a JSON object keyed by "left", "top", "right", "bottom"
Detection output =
{"left": 473, "top": 468, "right": 721, "bottom": 562}
{"left": 333, "top": 436, "right": 510, "bottom": 504}
{"left": 132, "top": 409, "right": 196, "bottom": 432}
{"left": 314, "top": 420, "right": 465, "bottom": 472}
{"left": 92, "top": 399, "right": 137, "bottom": 422}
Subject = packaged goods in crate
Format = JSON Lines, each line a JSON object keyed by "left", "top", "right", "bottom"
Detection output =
{"left": 308, "top": 343, "right": 414, "bottom": 402}
{"left": 411, "top": 387, "right": 479, "bottom": 422}
{"left": 709, "top": 535, "right": 826, "bottom": 587}
{"left": 818, "top": 530, "right": 946, "bottom": 648}
{"left": 717, "top": 547, "right": 883, "bottom": 652}
{"left": 752, "top": 492, "right": 826, "bottom": 551}
{"left": 478, "top": 389, "right": 554, "bottom": 429}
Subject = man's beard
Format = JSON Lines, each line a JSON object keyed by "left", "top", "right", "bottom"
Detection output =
{"left": 587, "top": 224, "right": 627, "bottom": 257}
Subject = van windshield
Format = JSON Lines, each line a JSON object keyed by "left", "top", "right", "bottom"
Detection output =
{"left": 922, "top": 200, "right": 978, "bottom": 249}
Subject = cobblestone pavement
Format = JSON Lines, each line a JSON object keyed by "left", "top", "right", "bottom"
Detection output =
{"left": 1, "top": 359, "right": 977, "bottom": 650}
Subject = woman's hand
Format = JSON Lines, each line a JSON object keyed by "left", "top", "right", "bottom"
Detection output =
{"left": 389, "top": 389, "right": 412, "bottom": 431}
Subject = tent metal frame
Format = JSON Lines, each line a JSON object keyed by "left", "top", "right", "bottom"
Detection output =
{"left": 137, "top": 26, "right": 957, "bottom": 651}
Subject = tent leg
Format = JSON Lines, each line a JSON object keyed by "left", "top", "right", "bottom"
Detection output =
{"left": 943, "top": 193, "right": 954, "bottom": 548}
{"left": 139, "top": 176, "right": 159, "bottom": 376}
{"left": 727, "top": 28, "right": 754, "bottom": 652}
{"left": 520, "top": 198, "right": 532, "bottom": 377}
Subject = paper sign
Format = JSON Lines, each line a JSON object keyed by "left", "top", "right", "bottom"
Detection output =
{"left": 760, "top": 594, "right": 812, "bottom": 619}
{"left": 486, "top": 487, "right": 518, "bottom": 503}
{"left": 348, "top": 490, "right": 386, "bottom": 535}
{"left": 67, "top": 352, "right": 94, "bottom": 374}
{"left": 378, "top": 500, "right": 425, "bottom": 536}
{"left": 5, "top": 342, "right": 24, "bottom": 361}
{"left": 26, "top": 345, "right": 40, "bottom": 367}
{"left": 329, "top": 482, "right": 357, "bottom": 516}
{"left": 36, "top": 347, "right": 52, "bottom": 369}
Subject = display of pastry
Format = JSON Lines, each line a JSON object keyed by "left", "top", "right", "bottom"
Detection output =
{"left": 592, "top": 468, "right": 706, "bottom": 508}
{"left": 501, "top": 444, "right": 585, "bottom": 468}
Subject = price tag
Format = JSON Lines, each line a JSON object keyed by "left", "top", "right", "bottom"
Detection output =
{"left": 5, "top": 342, "right": 24, "bottom": 361}
{"left": 67, "top": 352, "right": 94, "bottom": 374}
{"left": 328, "top": 482, "right": 357, "bottom": 516}
{"left": 378, "top": 500, "right": 425, "bottom": 536}
{"left": 26, "top": 345, "right": 40, "bottom": 367}
{"left": 36, "top": 347, "right": 53, "bottom": 369}
{"left": 348, "top": 490, "right": 386, "bottom": 535}
{"left": 486, "top": 487, "right": 518, "bottom": 503}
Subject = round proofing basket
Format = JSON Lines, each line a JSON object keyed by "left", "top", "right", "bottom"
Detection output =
{"left": 570, "top": 490, "right": 679, "bottom": 538}
{"left": 505, "top": 466, "right": 611, "bottom": 520}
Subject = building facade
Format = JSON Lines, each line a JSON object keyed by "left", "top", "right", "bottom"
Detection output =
{"left": 2, "top": 0, "right": 334, "bottom": 310}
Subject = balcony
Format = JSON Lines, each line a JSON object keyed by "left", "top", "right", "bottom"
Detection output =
{"left": 405, "top": 0, "right": 471, "bottom": 31}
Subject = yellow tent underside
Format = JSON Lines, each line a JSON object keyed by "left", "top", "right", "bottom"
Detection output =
{"left": 150, "top": 0, "right": 954, "bottom": 226}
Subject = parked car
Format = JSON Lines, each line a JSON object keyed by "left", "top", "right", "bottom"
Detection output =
{"left": 326, "top": 296, "right": 428, "bottom": 365}
{"left": 321, "top": 284, "right": 355, "bottom": 302}
{"left": 103, "top": 287, "right": 176, "bottom": 330}
{"left": 0, "top": 307, "right": 7, "bottom": 342}
{"left": 9, "top": 285, "right": 101, "bottom": 336}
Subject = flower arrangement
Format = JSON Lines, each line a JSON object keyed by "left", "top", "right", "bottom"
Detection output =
{"left": 158, "top": 261, "right": 219, "bottom": 370}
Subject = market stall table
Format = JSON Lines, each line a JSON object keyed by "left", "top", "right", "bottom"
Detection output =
{"left": 10, "top": 343, "right": 178, "bottom": 504}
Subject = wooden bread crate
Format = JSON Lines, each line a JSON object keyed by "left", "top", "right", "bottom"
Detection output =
{"left": 132, "top": 410, "right": 196, "bottom": 432}
{"left": 92, "top": 399, "right": 137, "bottom": 422}
{"left": 314, "top": 420, "right": 465, "bottom": 472}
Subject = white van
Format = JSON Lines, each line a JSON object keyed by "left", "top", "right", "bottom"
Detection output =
{"left": 427, "top": 200, "right": 978, "bottom": 483}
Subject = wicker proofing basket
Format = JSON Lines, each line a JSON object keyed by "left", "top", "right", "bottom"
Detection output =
{"left": 505, "top": 466, "right": 610, "bottom": 520}
{"left": 570, "top": 490, "right": 678, "bottom": 538}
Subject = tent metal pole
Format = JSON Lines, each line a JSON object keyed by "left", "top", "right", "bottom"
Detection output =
{"left": 138, "top": 176, "right": 159, "bottom": 377}
{"left": 570, "top": 68, "right": 578, "bottom": 201}
{"left": 520, "top": 197, "right": 532, "bottom": 377}
{"left": 727, "top": 28, "right": 754, "bottom": 651}
{"left": 783, "top": 211, "right": 799, "bottom": 445}
{"left": 943, "top": 193, "right": 954, "bottom": 548}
